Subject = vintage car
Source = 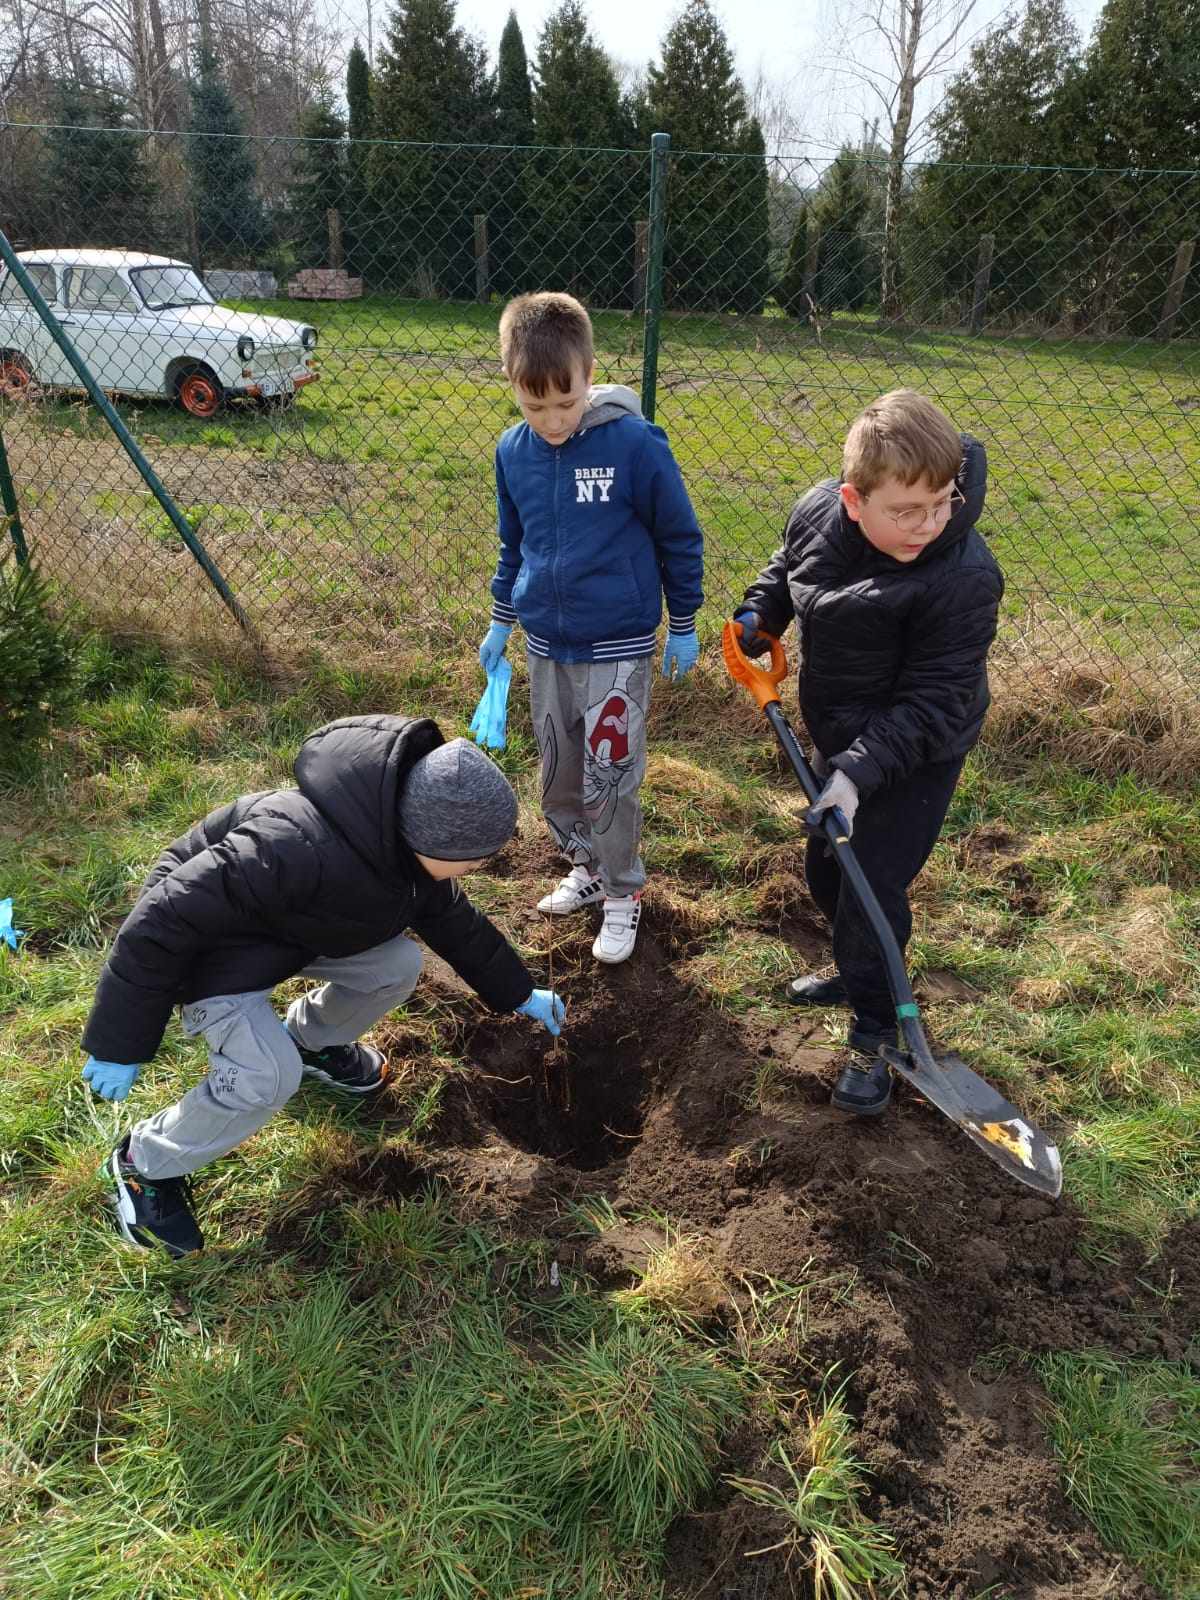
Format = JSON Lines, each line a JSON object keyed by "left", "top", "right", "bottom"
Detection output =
{"left": 0, "top": 248, "right": 319, "bottom": 416}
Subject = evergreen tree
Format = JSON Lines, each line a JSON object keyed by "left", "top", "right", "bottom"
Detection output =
{"left": 186, "top": 54, "right": 269, "bottom": 264}
{"left": 532, "top": 0, "right": 624, "bottom": 147}
{"left": 645, "top": 0, "right": 746, "bottom": 151}
{"left": 1064, "top": 0, "right": 1200, "bottom": 331}
{"left": 347, "top": 41, "right": 374, "bottom": 145}
{"left": 497, "top": 11, "right": 533, "bottom": 145}
{"left": 728, "top": 116, "right": 770, "bottom": 314}
{"left": 644, "top": 0, "right": 767, "bottom": 311}
{"left": 345, "top": 41, "right": 376, "bottom": 272}
{"left": 287, "top": 97, "right": 347, "bottom": 268}
{"left": 777, "top": 201, "right": 810, "bottom": 318}
{"left": 911, "top": 0, "right": 1083, "bottom": 322}
{"left": 808, "top": 149, "right": 872, "bottom": 310}
{"left": 491, "top": 12, "right": 534, "bottom": 293}
{"left": 46, "top": 86, "right": 159, "bottom": 249}
{"left": 369, "top": 0, "right": 497, "bottom": 293}
{"left": 523, "top": 0, "right": 637, "bottom": 305}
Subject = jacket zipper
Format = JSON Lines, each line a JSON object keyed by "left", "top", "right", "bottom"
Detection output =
{"left": 553, "top": 444, "right": 565, "bottom": 643}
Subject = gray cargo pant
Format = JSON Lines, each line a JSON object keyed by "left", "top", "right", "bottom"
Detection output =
{"left": 528, "top": 655, "right": 651, "bottom": 898}
{"left": 128, "top": 934, "right": 422, "bottom": 1179}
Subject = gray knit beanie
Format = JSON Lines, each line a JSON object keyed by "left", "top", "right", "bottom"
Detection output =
{"left": 397, "top": 738, "right": 517, "bottom": 860}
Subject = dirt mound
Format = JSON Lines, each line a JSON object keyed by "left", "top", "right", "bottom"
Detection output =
{"left": 329, "top": 896, "right": 1185, "bottom": 1598}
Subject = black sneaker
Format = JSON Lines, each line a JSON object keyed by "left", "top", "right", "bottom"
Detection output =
{"left": 831, "top": 1058, "right": 894, "bottom": 1117}
{"left": 105, "top": 1140, "right": 203, "bottom": 1257}
{"left": 785, "top": 971, "right": 849, "bottom": 1007}
{"left": 295, "top": 1040, "right": 388, "bottom": 1095}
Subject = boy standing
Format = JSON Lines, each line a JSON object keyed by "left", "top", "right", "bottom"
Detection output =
{"left": 479, "top": 292, "right": 704, "bottom": 965}
{"left": 80, "top": 715, "right": 565, "bottom": 1256}
{"left": 734, "top": 390, "right": 1002, "bottom": 1117}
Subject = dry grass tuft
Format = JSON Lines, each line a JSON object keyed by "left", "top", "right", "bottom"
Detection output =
{"left": 987, "top": 608, "right": 1200, "bottom": 787}
{"left": 615, "top": 1239, "right": 730, "bottom": 1322}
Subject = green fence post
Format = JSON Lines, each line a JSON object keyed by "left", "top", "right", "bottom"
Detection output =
{"left": 0, "top": 427, "right": 28, "bottom": 564}
{"left": 641, "top": 131, "right": 670, "bottom": 424}
{"left": 0, "top": 229, "right": 252, "bottom": 632}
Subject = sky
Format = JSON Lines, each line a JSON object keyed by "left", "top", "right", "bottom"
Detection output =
{"left": 353, "top": 0, "right": 1110, "bottom": 154}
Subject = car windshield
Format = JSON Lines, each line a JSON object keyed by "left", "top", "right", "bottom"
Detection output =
{"left": 130, "top": 266, "right": 214, "bottom": 310}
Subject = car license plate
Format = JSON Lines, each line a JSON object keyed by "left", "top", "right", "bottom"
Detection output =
{"left": 256, "top": 373, "right": 295, "bottom": 399}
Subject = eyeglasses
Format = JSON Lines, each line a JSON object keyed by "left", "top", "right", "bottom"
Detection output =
{"left": 865, "top": 487, "right": 965, "bottom": 534}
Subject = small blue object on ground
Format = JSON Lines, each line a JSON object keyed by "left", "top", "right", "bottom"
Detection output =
{"left": 0, "top": 898, "right": 23, "bottom": 951}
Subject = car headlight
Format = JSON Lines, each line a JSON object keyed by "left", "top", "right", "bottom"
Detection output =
{"left": 301, "top": 327, "right": 318, "bottom": 351}
{"left": 237, "top": 334, "right": 255, "bottom": 361}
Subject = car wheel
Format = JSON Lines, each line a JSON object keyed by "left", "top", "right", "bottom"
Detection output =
{"left": 174, "top": 365, "right": 224, "bottom": 419}
{"left": 0, "top": 353, "right": 34, "bottom": 399}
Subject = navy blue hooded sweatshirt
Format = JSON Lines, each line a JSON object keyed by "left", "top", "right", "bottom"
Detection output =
{"left": 488, "top": 384, "right": 704, "bottom": 663}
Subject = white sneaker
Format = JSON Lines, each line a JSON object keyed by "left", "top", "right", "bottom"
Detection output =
{"left": 593, "top": 894, "right": 641, "bottom": 964}
{"left": 537, "top": 865, "right": 605, "bottom": 916}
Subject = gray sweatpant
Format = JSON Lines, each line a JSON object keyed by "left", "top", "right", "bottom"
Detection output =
{"left": 128, "top": 934, "right": 422, "bottom": 1179}
{"left": 527, "top": 655, "right": 651, "bottom": 897}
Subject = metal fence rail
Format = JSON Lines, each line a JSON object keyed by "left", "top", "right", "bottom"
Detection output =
{"left": 1, "top": 124, "right": 1197, "bottom": 702}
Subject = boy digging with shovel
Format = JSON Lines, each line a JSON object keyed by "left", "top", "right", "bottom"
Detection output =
{"left": 734, "top": 390, "right": 1003, "bottom": 1118}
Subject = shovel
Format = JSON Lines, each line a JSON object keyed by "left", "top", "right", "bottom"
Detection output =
{"left": 723, "top": 621, "right": 1062, "bottom": 1199}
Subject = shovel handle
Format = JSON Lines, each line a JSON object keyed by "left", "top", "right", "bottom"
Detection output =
{"left": 722, "top": 620, "right": 788, "bottom": 710}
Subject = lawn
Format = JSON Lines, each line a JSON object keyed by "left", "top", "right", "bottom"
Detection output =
{"left": 4, "top": 296, "right": 1199, "bottom": 671}
{"left": 0, "top": 636, "right": 1197, "bottom": 1597}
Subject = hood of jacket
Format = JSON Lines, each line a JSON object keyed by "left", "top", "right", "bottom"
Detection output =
{"left": 293, "top": 714, "right": 444, "bottom": 878}
{"left": 577, "top": 382, "right": 643, "bottom": 433}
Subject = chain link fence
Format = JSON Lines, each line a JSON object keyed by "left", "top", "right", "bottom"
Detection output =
{"left": 1, "top": 123, "right": 1198, "bottom": 704}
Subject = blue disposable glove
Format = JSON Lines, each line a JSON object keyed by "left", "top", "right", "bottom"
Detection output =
{"left": 82, "top": 1056, "right": 142, "bottom": 1101}
{"left": 479, "top": 622, "right": 512, "bottom": 673}
{"left": 661, "top": 629, "right": 700, "bottom": 679}
{"left": 0, "top": 898, "right": 23, "bottom": 951}
{"left": 516, "top": 988, "right": 566, "bottom": 1037}
{"left": 469, "top": 657, "right": 512, "bottom": 750}
{"left": 733, "top": 608, "right": 771, "bottom": 657}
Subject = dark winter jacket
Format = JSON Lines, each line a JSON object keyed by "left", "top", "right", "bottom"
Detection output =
{"left": 489, "top": 384, "right": 704, "bottom": 663}
{"left": 742, "top": 436, "right": 1002, "bottom": 795}
{"left": 81, "top": 716, "right": 533, "bottom": 1065}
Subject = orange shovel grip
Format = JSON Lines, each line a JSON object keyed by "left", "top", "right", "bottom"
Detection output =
{"left": 722, "top": 620, "right": 788, "bottom": 709}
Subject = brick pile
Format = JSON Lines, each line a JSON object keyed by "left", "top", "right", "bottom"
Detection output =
{"left": 286, "top": 269, "right": 364, "bottom": 300}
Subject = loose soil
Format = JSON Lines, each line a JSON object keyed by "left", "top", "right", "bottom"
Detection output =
{"left": 347, "top": 875, "right": 1192, "bottom": 1600}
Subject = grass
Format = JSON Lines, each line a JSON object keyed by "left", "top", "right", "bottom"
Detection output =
{"left": 1040, "top": 1350, "right": 1200, "bottom": 1597}
{"left": 2, "top": 635, "right": 1199, "bottom": 1593}
{"left": 727, "top": 1385, "right": 906, "bottom": 1598}
{"left": 5, "top": 294, "right": 1200, "bottom": 665}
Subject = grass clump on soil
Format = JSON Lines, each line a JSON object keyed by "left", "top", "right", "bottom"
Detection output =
{"left": 1040, "top": 1350, "right": 1200, "bottom": 1598}
{"left": 0, "top": 1193, "right": 745, "bottom": 1600}
{"left": 727, "top": 1384, "right": 905, "bottom": 1599}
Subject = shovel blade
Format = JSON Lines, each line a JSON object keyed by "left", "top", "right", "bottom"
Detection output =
{"left": 881, "top": 1047, "right": 1063, "bottom": 1198}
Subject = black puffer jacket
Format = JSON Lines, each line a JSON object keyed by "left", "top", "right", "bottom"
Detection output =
{"left": 82, "top": 715, "right": 533, "bottom": 1065}
{"left": 742, "top": 436, "right": 1002, "bottom": 795}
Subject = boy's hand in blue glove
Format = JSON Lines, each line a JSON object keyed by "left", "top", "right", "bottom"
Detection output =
{"left": 82, "top": 1056, "right": 142, "bottom": 1101}
{"left": 733, "top": 608, "right": 771, "bottom": 657}
{"left": 516, "top": 989, "right": 566, "bottom": 1037}
{"left": 661, "top": 629, "right": 700, "bottom": 679}
{"left": 479, "top": 623, "right": 512, "bottom": 672}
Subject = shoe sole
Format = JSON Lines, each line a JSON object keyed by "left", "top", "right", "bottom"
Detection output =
{"left": 537, "top": 892, "right": 605, "bottom": 916}
{"left": 593, "top": 943, "right": 636, "bottom": 964}
{"left": 105, "top": 1149, "right": 200, "bottom": 1258}
{"left": 300, "top": 1049, "right": 389, "bottom": 1096}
